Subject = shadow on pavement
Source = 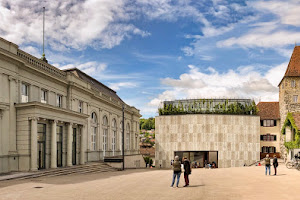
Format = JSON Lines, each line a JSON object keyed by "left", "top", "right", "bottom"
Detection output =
{"left": 187, "top": 185, "right": 205, "bottom": 187}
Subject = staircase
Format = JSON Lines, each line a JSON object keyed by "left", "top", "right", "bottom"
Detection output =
{"left": 1, "top": 162, "right": 118, "bottom": 181}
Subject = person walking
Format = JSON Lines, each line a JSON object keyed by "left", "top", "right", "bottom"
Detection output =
{"left": 265, "top": 154, "right": 271, "bottom": 175}
{"left": 170, "top": 156, "right": 181, "bottom": 188}
{"left": 273, "top": 155, "right": 278, "bottom": 175}
{"left": 183, "top": 157, "right": 191, "bottom": 187}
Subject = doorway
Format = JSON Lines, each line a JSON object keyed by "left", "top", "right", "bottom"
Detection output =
{"left": 37, "top": 124, "right": 46, "bottom": 170}
{"left": 72, "top": 128, "right": 77, "bottom": 165}
{"left": 57, "top": 126, "right": 63, "bottom": 167}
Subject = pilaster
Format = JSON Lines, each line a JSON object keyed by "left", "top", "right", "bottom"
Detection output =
{"left": 50, "top": 120, "right": 58, "bottom": 168}
{"left": 29, "top": 117, "right": 38, "bottom": 171}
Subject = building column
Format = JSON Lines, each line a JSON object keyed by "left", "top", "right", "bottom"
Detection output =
{"left": 30, "top": 117, "right": 38, "bottom": 171}
{"left": 67, "top": 122, "right": 73, "bottom": 167}
{"left": 80, "top": 125, "right": 86, "bottom": 165}
{"left": 9, "top": 76, "right": 17, "bottom": 153}
{"left": 50, "top": 120, "right": 57, "bottom": 168}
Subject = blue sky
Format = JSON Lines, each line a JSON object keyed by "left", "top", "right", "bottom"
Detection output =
{"left": 1, "top": 0, "right": 300, "bottom": 118}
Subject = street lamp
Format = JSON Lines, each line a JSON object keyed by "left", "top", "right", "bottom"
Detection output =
{"left": 122, "top": 104, "right": 125, "bottom": 170}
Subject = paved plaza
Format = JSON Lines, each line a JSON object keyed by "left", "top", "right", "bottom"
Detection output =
{"left": 0, "top": 164, "right": 299, "bottom": 200}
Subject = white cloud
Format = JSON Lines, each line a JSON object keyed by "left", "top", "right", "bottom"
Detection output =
{"left": 217, "top": 31, "right": 300, "bottom": 48}
{"left": 216, "top": 0, "right": 300, "bottom": 49}
{"left": 108, "top": 82, "right": 138, "bottom": 91}
{"left": 148, "top": 63, "right": 287, "bottom": 109}
{"left": 251, "top": 0, "right": 300, "bottom": 26}
{"left": 0, "top": 0, "right": 150, "bottom": 51}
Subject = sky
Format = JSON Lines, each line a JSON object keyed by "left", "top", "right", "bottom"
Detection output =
{"left": 1, "top": 0, "right": 300, "bottom": 118}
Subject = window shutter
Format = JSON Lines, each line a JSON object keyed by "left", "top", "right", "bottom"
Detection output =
{"left": 274, "top": 147, "right": 276, "bottom": 153}
{"left": 261, "top": 147, "right": 263, "bottom": 153}
{"left": 260, "top": 135, "right": 263, "bottom": 140}
{"left": 274, "top": 135, "right": 277, "bottom": 141}
{"left": 274, "top": 120, "right": 277, "bottom": 126}
{"left": 260, "top": 120, "right": 263, "bottom": 126}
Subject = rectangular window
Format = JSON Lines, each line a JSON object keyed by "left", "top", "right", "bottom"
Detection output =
{"left": 41, "top": 89, "right": 47, "bottom": 104}
{"left": 56, "top": 94, "right": 62, "bottom": 107}
{"left": 79, "top": 101, "right": 83, "bottom": 113}
{"left": 291, "top": 80, "right": 296, "bottom": 88}
{"left": 269, "top": 147, "right": 275, "bottom": 153}
{"left": 263, "top": 120, "right": 275, "bottom": 127}
{"left": 293, "top": 95, "right": 298, "bottom": 103}
{"left": 260, "top": 134, "right": 277, "bottom": 141}
{"left": 21, "top": 83, "right": 29, "bottom": 103}
{"left": 262, "top": 146, "right": 268, "bottom": 153}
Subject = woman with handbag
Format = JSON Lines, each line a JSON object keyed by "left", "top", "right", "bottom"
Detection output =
{"left": 170, "top": 156, "right": 181, "bottom": 188}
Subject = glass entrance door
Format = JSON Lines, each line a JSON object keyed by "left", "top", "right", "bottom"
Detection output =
{"left": 57, "top": 126, "right": 63, "bottom": 167}
{"left": 72, "top": 128, "right": 77, "bottom": 165}
{"left": 37, "top": 124, "right": 46, "bottom": 170}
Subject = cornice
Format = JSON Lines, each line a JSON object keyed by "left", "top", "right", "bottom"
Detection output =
{"left": 15, "top": 101, "right": 89, "bottom": 119}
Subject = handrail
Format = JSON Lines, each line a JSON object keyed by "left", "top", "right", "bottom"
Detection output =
{"left": 17, "top": 49, "right": 66, "bottom": 78}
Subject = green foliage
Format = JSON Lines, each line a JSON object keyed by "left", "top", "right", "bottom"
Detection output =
{"left": 144, "top": 156, "right": 153, "bottom": 165}
{"left": 144, "top": 138, "right": 154, "bottom": 146}
{"left": 140, "top": 118, "right": 155, "bottom": 130}
{"left": 158, "top": 99, "right": 258, "bottom": 116}
{"left": 281, "top": 112, "right": 300, "bottom": 150}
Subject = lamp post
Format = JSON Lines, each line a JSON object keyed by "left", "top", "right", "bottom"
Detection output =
{"left": 122, "top": 104, "right": 125, "bottom": 170}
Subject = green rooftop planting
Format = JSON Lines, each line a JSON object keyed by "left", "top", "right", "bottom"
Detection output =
{"left": 158, "top": 99, "right": 258, "bottom": 116}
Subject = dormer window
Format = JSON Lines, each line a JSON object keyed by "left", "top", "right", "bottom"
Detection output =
{"left": 291, "top": 80, "right": 296, "bottom": 88}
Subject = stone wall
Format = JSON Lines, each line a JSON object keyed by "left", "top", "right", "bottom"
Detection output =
{"left": 155, "top": 114, "right": 260, "bottom": 168}
{"left": 279, "top": 77, "right": 300, "bottom": 159}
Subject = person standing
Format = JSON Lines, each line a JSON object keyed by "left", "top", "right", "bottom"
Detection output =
{"left": 183, "top": 157, "right": 191, "bottom": 187}
{"left": 170, "top": 156, "right": 181, "bottom": 188}
{"left": 265, "top": 154, "right": 271, "bottom": 175}
{"left": 273, "top": 155, "right": 278, "bottom": 175}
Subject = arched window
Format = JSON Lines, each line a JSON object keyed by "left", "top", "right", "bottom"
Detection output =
{"left": 126, "top": 123, "right": 130, "bottom": 150}
{"left": 91, "top": 112, "right": 97, "bottom": 151}
{"left": 112, "top": 119, "right": 117, "bottom": 156}
{"left": 120, "top": 121, "right": 123, "bottom": 153}
{"left": 103, "top": 115, "right": 108, "bottom": 156}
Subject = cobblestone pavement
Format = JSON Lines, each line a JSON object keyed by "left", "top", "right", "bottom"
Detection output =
{"left": 0, "top": 164, "right": 299, "bottom": 200}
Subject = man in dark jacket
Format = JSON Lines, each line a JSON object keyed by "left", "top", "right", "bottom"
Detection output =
{"left": 273, "top": 155, "right": 278, "bottom": 175}
{"left": 183, "top": 157, "right": 191, "bottom": 187}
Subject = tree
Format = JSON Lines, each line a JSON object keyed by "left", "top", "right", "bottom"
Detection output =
{"left": 140, "top": 118, "right": 155, "bottom": 130}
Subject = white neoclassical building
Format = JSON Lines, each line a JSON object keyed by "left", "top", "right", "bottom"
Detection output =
{"left": 0, "top": 37, "right": 141, "bottom": 173}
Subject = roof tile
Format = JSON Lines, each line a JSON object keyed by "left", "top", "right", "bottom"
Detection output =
{"left": 284, "top": 46, "right": 300, "bottom": 77}
{"left": 257, "top": 102, "right": 280, "bottom": 120}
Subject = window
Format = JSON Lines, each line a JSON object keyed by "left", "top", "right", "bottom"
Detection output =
{"left": 262, "top": 146, "right": 268, "bottom": 153}
{"left": 103, "top": 116, "right": 108, "bottom": 156}
{"left": 56, "top": 94, "right": 62, "bottom": 107}
{"left": 91, "top": 127, "right": 96, "bottom": 151}
{"left": 291, "top": 80, "right": 296, "bottom": 88}
{"left": 90, "top": 112, "right": 97, "bottom": 151}
{"left": 293, "top": 95, "right": 298, "bottom": 103}
{"left": 260, "top": 134, "right": 277, "bottom": 141}
{"left": 126, "top": 123, "right": 130, "bottom": 150}
{"left": 112, "top": 119, "right": 117, "bottom": 155}
{"left": 21, "top": 83, "right": 29, "bottom": 103}
{"left": 78, "top": 101, "right": 83, "bottom": 113}
{"left": 261, "top": 120, "right": 276, "bottom": 127}
{"left": 41, "top": 89, "right": 47, "bottom": 103}
{"left": 120, "top": 121, "right": 123, "bottom": 152}
{"left": 91, "top": 112, "right": 97, "bottom": 123}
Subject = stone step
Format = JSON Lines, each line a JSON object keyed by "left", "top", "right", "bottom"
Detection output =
{"left": 3, "top": 162, "right": 117, "bottom": 180}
